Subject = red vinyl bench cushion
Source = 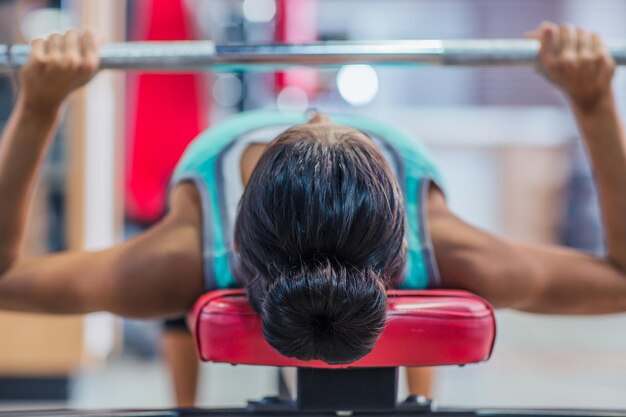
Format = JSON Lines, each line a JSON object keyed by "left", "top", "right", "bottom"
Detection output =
{"left": 190, "top": 289, "right": 496, "bottom": 369}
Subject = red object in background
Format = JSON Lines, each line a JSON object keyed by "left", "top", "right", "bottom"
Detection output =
{"left": 126, "top": 0, "right": 209, "bottom": 223}
{"left": 275, "top": 0, "right": 320, "bottom": 98}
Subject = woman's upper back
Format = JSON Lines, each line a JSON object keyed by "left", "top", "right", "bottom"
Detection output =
{"left": 171, "top": 110, "right": 445, "bottom": 292}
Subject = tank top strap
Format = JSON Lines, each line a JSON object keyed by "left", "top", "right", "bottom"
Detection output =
{"left": 172, "top": 110, "right": 445, "bottom": 291}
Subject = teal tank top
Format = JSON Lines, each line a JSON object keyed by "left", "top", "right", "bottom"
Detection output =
{"left": 171, "top": 110, "right": 445, "bottom": 291}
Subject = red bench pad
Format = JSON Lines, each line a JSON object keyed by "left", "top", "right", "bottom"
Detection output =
{"left": 190, "top": 289, "right": 496, "bottom": 368}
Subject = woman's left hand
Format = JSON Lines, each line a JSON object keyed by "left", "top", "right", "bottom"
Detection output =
{"left": 526, "top": 22, "right": 615, "bottom": 112}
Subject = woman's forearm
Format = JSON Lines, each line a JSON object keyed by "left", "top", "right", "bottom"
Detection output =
{"left": 572, "top": 92, "right": 626, "bottom": 271}
{"left": 0, "top": 96, "right": 61, "bottom": 269}
{"left": 0, "top": 31, "right": 98, "bottom": 275}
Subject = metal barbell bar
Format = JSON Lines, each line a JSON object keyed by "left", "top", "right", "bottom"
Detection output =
{"left": 2, "top": 39, "right": 626, "bottom": 72}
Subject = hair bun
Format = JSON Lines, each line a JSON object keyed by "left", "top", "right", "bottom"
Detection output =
{"left": 260, "top": 262, "right": 387, "bottom": 364}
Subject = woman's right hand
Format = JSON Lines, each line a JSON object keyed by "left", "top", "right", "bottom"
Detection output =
{"left": 527, "top": 22, "right": 616, "bottom": 112}
{"left": 18, "top": 30, "right": 100, "bottom": 111}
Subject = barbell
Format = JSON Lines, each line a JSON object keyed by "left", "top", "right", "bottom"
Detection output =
{"left": 2, "top": 39, "right": 626, "bottom": 72}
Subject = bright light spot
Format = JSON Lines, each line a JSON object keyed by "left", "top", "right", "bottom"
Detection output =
{"left": 213, "top": 74, "right": 244, "bottom": 108}
{"left": 277, "top": 86, "right": 309, "bottom": 112}
{"left": 242, "top": 0, "right": 277, "bottom": 23}
{"left": 336, "top": 65, "right": 379, "bottom": 106}
{"left": 21, "top": 8, "right": 73, "bottom": 40}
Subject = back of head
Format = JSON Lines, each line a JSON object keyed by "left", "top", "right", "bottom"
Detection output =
{"left": 261, "top": 262, "right": 387, "bottom": 364}
{"left": 235, "top": 123, "right": 406, "bottom": 364}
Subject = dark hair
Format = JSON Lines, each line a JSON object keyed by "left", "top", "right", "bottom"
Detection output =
{"left": 234, "top": 124, "right": 406, "bottom": 364}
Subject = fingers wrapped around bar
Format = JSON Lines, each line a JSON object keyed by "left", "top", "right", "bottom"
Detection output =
{"left": 18, "top": 30, "right": 100, "bottom": 110}
{"left": 530, "top": 22, "right": 615, "bottom": 109}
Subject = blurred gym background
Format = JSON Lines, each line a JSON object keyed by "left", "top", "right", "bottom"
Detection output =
{"left": 0, "top": 0, "right": 625, "bottom": 411}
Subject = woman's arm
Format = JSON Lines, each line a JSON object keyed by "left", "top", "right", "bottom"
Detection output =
{"left": 0, "top": 32, "right": 206, "bottom": 318}
{"left": 0, "top": 31, "right": 98, "bottom": 270}
{"left": 430, "top": 197, "right": 626, "bottom": 314}
{"left": 432, "top": 23, "right": 626, "bottom": 314}
{"left": 0, "top": 177, "right": 205, "bottom": 317}
{"left": 0, "top": 208, "right": 204, "bottom": 318}
{"left": 535, "top": 23, "right": 626, "bottom": 271}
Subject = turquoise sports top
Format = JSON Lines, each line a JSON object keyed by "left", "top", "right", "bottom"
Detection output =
{"left": 172, "top": 110, "right": 445, "bottom": 291}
